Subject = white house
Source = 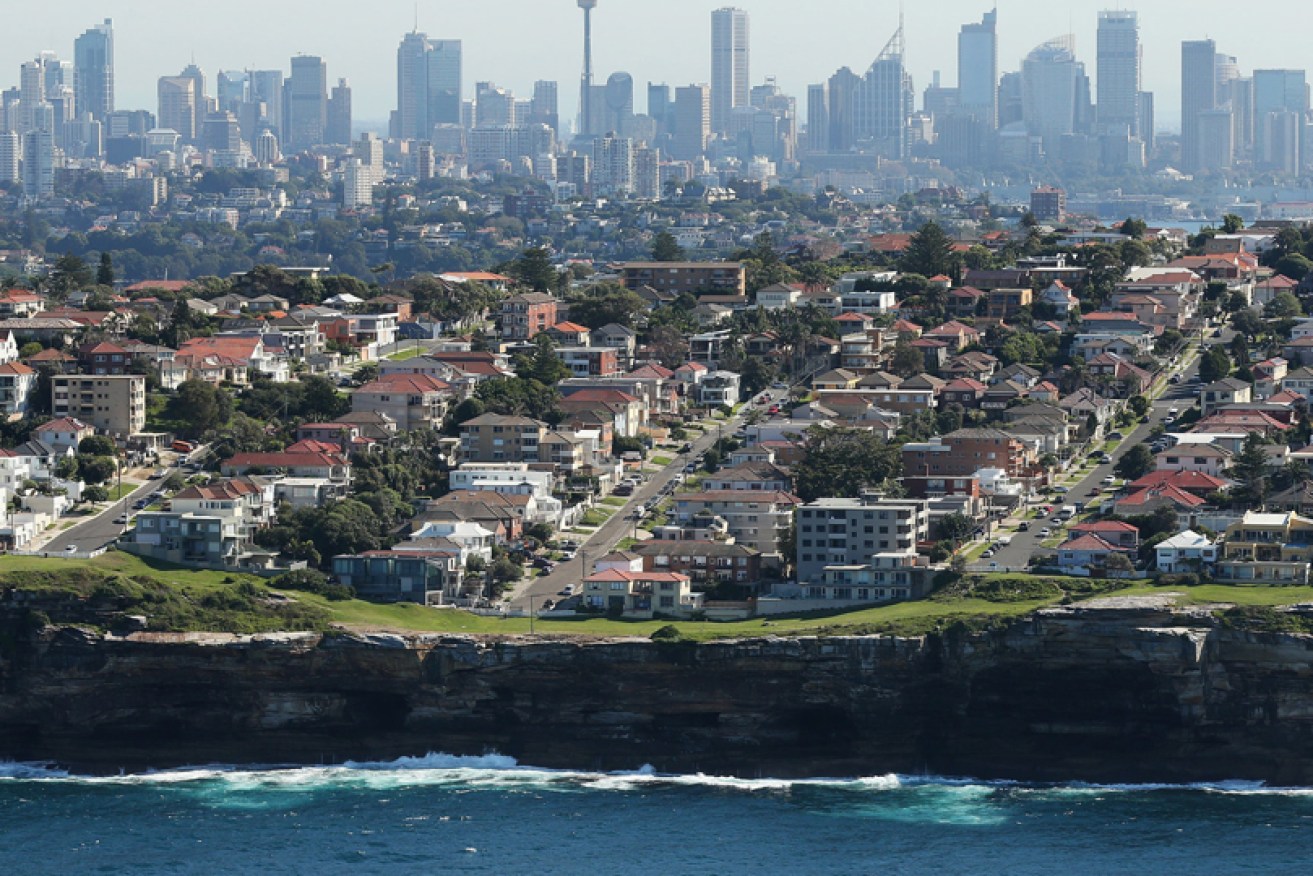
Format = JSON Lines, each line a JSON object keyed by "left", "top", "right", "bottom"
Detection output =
{"left": 407, "top": 520, "right": 495, "bottom": 565}
{"left": 1156, "top": 530, "right": 1218, "bottom": 573}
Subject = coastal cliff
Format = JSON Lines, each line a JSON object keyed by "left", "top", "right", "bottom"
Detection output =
{"left": 4, "top": 599, "right": 1313, "bottom": 783}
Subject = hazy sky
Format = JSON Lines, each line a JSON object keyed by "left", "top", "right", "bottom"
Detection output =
{"left": 3, "top": 1, "right": 1299, "bottom": 133}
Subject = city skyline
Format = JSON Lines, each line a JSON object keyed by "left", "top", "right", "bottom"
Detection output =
{"left": 1, "top": 0, "right": 1305, "bottom": 134}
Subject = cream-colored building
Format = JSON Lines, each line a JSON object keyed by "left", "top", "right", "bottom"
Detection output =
{"left": 52, "top": 374, "right": 146, "bottom": 438}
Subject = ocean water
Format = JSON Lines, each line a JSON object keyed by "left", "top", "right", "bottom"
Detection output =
{"left": 3, "top": 755, "right": 1312, "bottom": 875}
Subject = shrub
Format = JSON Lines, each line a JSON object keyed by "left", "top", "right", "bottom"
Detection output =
{"left": 650, "top": 624, "right": 686, "bottom": 642}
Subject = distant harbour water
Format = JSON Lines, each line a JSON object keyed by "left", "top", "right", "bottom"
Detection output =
{"left": 3, "top": 755, "right": 1312, "bottom": 875}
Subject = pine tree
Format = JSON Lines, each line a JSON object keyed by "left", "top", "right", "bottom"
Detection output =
{"left": 96, "top": 252, "right": 115, "bottom": 287}
{"left": 901, "top": 221, "right": 956, "bottom": 279}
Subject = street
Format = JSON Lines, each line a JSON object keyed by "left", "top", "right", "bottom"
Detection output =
{"left": 975, "top": 332, "right": 1223, "bottom": 572}
{"left": 508, "top": 388, "right": 788, "bottom": 609}
{"left": 41, "top": 473, "right": 172, "bottom": 554}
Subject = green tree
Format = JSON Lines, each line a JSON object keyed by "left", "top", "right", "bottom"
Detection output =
{"left": 900, "top": 221, "right": 956, "bottom": 278}
{"left": 1198, "top": 347, "right": 1233, "bottom": 384}
{"left": 651, "top": 230, "right": 684, "bottom": 262}
{"left": 48, "top": 253, "right": 94, "bottom": 296}
{"left": 794, "top": 426, "right": 903, "bottom": 501}
{"left": 938, "top": 512, "right": 974, "bottom": 544}
{"left": 1119, "top": 217, "right": 1148, "bottom": 238}
{"left": 77, "top": 435, "right": 118, "bottom": 457}
{"left": 77, "top": 455, "right": 118, "bottom": 485}
{"left": 508, "top": 246, "right": 557, "bottom": 292}
{"left": 567, "top": 284, "right": 646, "bottom": 329}
{"left": 1265, "top": 291, "right": 1303, "bottom": 320}
{"left": 96, "top": 252, "right": 115, "bottom": 287}
{"left": 513, "top": 335, "right": 571, "bottom": 385}
{"left": 1128, "top": 396, "right": 1151, "bottom": 419}
{"left": 168, "top": 379, "right": 234, "bottom": 438}
{"left": 1115, "top": 444, "right": 1155, "bottom": 481}
{"left": 1221, "top": 213, "right": 1245, "bottom": 234}
{"left": 1230, "top": 433, "right": 1270, "bottom": 505}
{"left": 890, "top": 340, "right": 924, "bottom": 377}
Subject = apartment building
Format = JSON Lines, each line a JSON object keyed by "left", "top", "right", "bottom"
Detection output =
{"left": 671, "top": 490, "right": 801, "bottom": 556}
{"left": 795, "top": 495, "right": 930, "bottom": 585}
{"left": 51, "top": 374, "right": 146, "bottom": 437}
{"left": 458, "top": 413, "right": 546, "bottom": 463}
{"left": 618, "top": 261, "right": 747, "bottom": 297}
{"left": 500, "top": 293, "right": 558, "bottom": 340}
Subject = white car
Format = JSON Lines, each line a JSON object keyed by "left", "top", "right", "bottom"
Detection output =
{"left": 1102, "top": 476, "right": 1115, "bottom": 485}
{"left": 64, "top": 544, "right": 78, "bottom": 554}
{"left": 1039, "top": 528, "right": 1052, "bottom": 538}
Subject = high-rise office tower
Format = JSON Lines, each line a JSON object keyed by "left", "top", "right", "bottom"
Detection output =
{"left": 475, "top": 82, "right": 516, "bottom": 127}
{"left": 1022, "top": 35, "right": 1089, "bottom": 154}
{"left": 286, "top": 55, "right": 327, "bottom": 150}
{"left": 531, "top": 80, "right": 559, "bottom": 133}
{"left": 671, "top": 84, "right": 710, "bottom": 160}
{"left": 393, "top": 33, "right": 462, "bottom": 140}
{"left": 711, "top": 7, "right": 750, "bottom": 135}
{"left": 1097, "top": 10, "right": 1141, "bottom": 136}
{"left": 253, "top": 129, "right": 280, "bottom": 165}
{"left": 73, "top": 19, "right": 113, "bottom": 122}
{"left": 179, "top": 64, "right": 207, "bottom": 139}
{"left": 157, "top": 76, "right": 196, "bottom": 140}
{"left": 217, "top": 71, "right": 248, "bottom": 112}
{"left": 602, "top": 71, "right": 634, "bottom": 136}
{"left": 328, "top": 78, "right": 352, "bottom": 145}
{"left": 647, "top": 83, "right": 672, "bottom": 134}
{"left": 826, "top": 67, "right": 861, "bottom": 152}
{"left": 1180, "top": 40, "right": 1218, "bottom": 172}
{"left": 805, "top": 82, "right": 828, "bottom": 153}
{"left": 1254, "top": 69, "right": 1308, "bottom": 170}
{"left": 248, "top": 70, "right": 285, "bottom": 139}
{"left": 856, "top": 23, "right": 913, "bottom": 159}
{"left": 202, "top": 111, "right": 241, "bottom": 153}
{"left": 958, "top": 9, "right": 998, "bottom": 128}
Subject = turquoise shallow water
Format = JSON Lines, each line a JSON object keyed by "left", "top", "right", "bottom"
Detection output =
{"left": 3, "top": 754, "right": 1312, "bottom": 874}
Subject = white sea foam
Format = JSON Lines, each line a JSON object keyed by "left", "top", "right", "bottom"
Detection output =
{"left": 3, "top": 754, "right": 1312, "bottom": 798}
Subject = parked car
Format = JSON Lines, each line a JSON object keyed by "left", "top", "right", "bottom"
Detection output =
{"left": 1017, "top": 522, "right": 1030, "bottom": 532}
{"left": 982, "top": 549, "right": 995, "bottom": 559}
{"left": 1039, "top": 529, "right": 1052, "bottom": 538}
{"left": 64, "top": 544, "right": 78, "bottom": 554}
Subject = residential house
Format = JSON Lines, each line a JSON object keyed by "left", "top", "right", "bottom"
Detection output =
{"left": 902, "top": 428, "right": 1037, "bottom": 479}
{"left": 544, "top": 321, "right": 592, "bottom": 346}
{"left": 1201, "top": 378, "right": 1253, "bottom": 416}
{"left": 1156, "top": 530, "right": 1218, "bottom": 574}
{"left": 986, "top": 287, "right": 1033, "bottom": 320}
{"left": 701, "top": 461, "right": 793, "bottom": 492}
{"left": 922, "top": 321, "right": 981, "bottom": 352}
{"left": 1214, "top": 512, "right": 1313, "bottom": 584}
{"left": 938, "top": 378, "right": 987, "bottom": 408}
{"left": 697, "top": 371, "right": 741, "bottom": 407}
{"left": 1056, "top": 533, "right": 1136, "bottom": 576}
{"left": 634, "top": 541, "right": 763, "bottom": 587}
{"left": 220, "top": 450, "right": 351, "bottom": 486}
{"left": 594, "top": 323, "right": 637, "bottom": 364}
{"left": 351, "top": 373, "right": 453, "bottom": 432}
{"left": 332, "top": 549, "right": 460, "bottom": 605}
{"left": 1069, "top": 521, "right": 1141, "bottom": 550}
{"left": 1155, "top": 443, "right": 1231, "bottom": 478}
{"left": 755, "top": 283, "right": 802, "bottom": 311}
{"left": 0, "top": 362, "right": 36, "bottom": 414}
{"left": 555, "top": 346, "right": 622, "bottom": 377}
{"left": 581, "top": 569, "right": 702, "bottom": 618}
{"left": 32, "top": 417, "right": 95, "bottom": 454}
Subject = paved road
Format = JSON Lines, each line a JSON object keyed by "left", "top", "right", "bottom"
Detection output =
{"left": 42, "top": 474, "right": 171, "bottom": 553}
{"left": 974, "top": 332, "right": 1223, "bottom": 572}
{"left": 508, "top": 389, "right": 789, "bottom": 609}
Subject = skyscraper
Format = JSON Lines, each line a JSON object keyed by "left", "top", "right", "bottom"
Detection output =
{"left": 1181, "top": 40, "right": 1218, "bottom": 172}
{"left": 217, "top": 71, "right": 248, "bottom": 113}
{"left": 0, "top": 131, "right": 18, "bottom": 183}
{"left": 157, "top": 76, "right": 196, "bottom": 140}
{"left": 958, "top": 9, "right": 997, "bottom": 128}
{"left": 531, "top": 80, "right": 559, "bottom": 133}
{"left": 22, "top": 128, "right": 54, "bottom": 201}
{"left": 1097, "top": 10, "right": 1141, "bottom": 136}
{"left": 1254, "top": 69, "right": 1308, "bottom": 170}
{"left": 671, "top": 83, "right": 710, "bottom": 160}
{"left": 286, "top": 55, "right": 327, "bottom": 150}
{"left": 711, "top": 7, "right": 750, "bottom": 135}
{"left": 393, "top": 33, "right": 462, "bottom": 140}
{"left": 73, "top": 19, "right": 113, "bottom": 123}
{"left": 1022, "top": 35, "right": 1088, "bottom": 155}
{"left": 179, "top": 64, "right": 207, "bottom": 140}
{"left": 248, "top": 70, "right": 285, "bottom": 140}
{"left": 855, "top": 24, "right": 913, "bottom": 159}
{"left": 328, "top": 78, "right": 353, "bottom": 145}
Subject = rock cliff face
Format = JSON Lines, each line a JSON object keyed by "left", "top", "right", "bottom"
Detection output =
{"left": 4, "top": 601, "right": 1313, "bottom": 782}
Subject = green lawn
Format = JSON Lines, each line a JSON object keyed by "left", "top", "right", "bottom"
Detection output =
{"left": 581, "top": 507, "right": 614, "bottom": 526}
{"left": 651, "top": 455, "right": 674, "bottom": 466}
{"left": 601, "top": 497, "right": 628, "bottom": 508}
{"left": 387, "top": 347, "right": 426, "bottom": 360}
{"left": 0, "top": 551, "right": 248, "bottom": 588}
{"left": 1111, "top": 583, "right": 1313, "bottom": 607}
{"left": 107, "top": 482, "right": 141, "bottom": 501}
